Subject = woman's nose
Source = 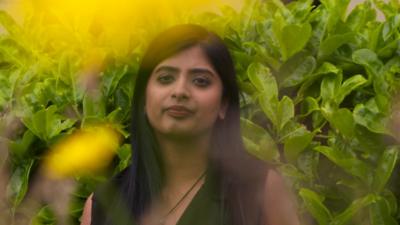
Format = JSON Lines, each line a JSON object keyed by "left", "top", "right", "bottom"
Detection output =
{"left": 171, "top": 76, "right": 190, "bottom": 101}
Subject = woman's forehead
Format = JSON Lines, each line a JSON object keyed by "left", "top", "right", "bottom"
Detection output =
{"left": 152, "top": 46, "right": 218, "bottom": 75}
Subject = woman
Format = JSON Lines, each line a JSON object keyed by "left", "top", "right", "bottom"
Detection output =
{"left": 81, "top": 24, "right": 300, "bottom": 225}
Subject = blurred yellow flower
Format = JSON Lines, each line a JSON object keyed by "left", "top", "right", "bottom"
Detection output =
{"left": 42, "top": 124, "right": 121, "bottom": 179}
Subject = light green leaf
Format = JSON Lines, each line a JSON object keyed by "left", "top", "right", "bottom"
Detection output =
{"left": 277, "top": 96, "right": 294, "bottom": 131}
{"left": 83, "top": 93, "right": 106, "bottom": 125}
{"left": 240, "top": 118, "right": 279, "bottom": 161}
{"left": 115, "top": 144, "right": 132, "bottom": 174}
{"left": 22, "top": 105, "right": 76, "bottom": 141}
{"left": 0, "top": 10, "right": 21, "bottom": 36}
{"left": 336, "top": 75, "right": 367, "bottom": 104}
{"left": 102, "top": 64, "right": 129, "bottom": 97}
{"left": 280, "top": 56, "right": 316, "bottom": 88}
{"left": 372, "top": 146, "right": 399, "bottom": 193}
{"left": 281, "top": 23, "right": 312, "bottom": 60}
{"left": 321, "top": 73, "right": 341, "bottom": 102}
{"left": 322, "top": 107, "right": 355, "bottom": 138}
{"left": 247, "top": 62, "right": 277, "bottom": 100}
{"left": 259, "top": 95, "right": 279, "bottom": 128}
{"left": 299, "top": 188, "right": 332, "bottom": 225}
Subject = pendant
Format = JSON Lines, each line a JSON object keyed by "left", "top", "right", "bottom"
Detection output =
{"left": 158, "top": 218, "right": 165, "bottom": 225}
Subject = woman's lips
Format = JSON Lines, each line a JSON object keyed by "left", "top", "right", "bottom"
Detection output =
{"left": 165, "top": 106, "right": 193, "bottom": 118}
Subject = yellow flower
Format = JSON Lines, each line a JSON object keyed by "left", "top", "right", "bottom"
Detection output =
{"left": 42, "top": 124, "right": 121, "bottom": 179}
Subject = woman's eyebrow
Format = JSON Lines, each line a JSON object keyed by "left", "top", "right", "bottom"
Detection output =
{"left": 154, "top": 66, "right": 216, "bottom": 77}
{"left": 154, "top": 66, "right": 180, "bottom": 74}
{"left": 188, "top": 68, "right": 216, "bottom": 77}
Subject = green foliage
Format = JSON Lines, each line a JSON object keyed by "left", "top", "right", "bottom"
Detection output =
{"left": 0, "top": 0, "right": 399, "bottom": 224}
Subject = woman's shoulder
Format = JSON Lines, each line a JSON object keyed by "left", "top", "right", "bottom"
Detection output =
{"left": 263, "top": 168, "right": 301, "bottom": 225}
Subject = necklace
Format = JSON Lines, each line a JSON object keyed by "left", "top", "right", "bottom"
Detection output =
{"left": 157, "top": 170, "right": 207, "bottom": 225}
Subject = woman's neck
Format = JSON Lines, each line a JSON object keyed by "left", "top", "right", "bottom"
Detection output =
{"left": 155, "top": 132, "right": 210, "bottom": 187}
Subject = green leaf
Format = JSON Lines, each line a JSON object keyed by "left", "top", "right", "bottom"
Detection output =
{"left": 352, "top": 49, "right": 383, "bottom": 78}
{"left": 382, "top": 14, "right": 400, "bottom": 41}
{"left": 102, "top": 64, "right": 129, "bottom": 97}
{"left": 372, "top": 146, "right": 399, "bottom": 193}
{"left": 321, "top": 73, "right": 341, "bottom": 103}
{"left": 336, "top": 75, "right": 367, "bottom": 104}
{"left": 247, "top": 62, "right": 277, "bottom": 99}
{"left": 240, "top": 118, "right": 279, "bottom": 161}
{"left": 322, "top": 107, "right": 355, "bottom": 138}
{"left": 370, "top": 198, "right": 398, "bottom": 225}
{"left": 331, "top": 194, "right": 376, "bottom": 225}
{"left": 280, "top": 23, "right": 312, "bottom": 60}
{"left": 318, "top": 33, "right": 357, "bottom": 59}
{"left": 299, "top": 188, "right": 332, "bottom": 225}
{"left": 300, "top": 97, "right": 319, "bottom": 116}
{"left": 353, "top": 100, "right": 390, "bottom": 134}
{"left": 82, "top": 93, "right": 106, "bottom": 125}
{"left": 382, "top": 190, "right": 398, "bottom": 216}
{"left": 9, "top": 130, "right": 35, "bottom": 158}
{"left": 283, "top": 126, "right": 313, "bottom": 162}
{"left": 280, "top": 55, "right": 316, "bottom": 88}
{"left": 22, "top": 105, "right": 76, "bottom": 142}
{"left": 115, "top": 144, "right": 132, "bottom": 174}
{"left": 31, "top": 205, "right": 56, "bottom": 225}
{"left": 314, "top": 146, "right": 370, "bottom": 182}
{"left": 6, "top": 160, "right": 34, "bottom": 210}
{"left": 277, "top": 96, "right": 294, "bottom": 131}
{"left": 259, "top": 94, "right": 279, "bottom": 128}
{"left": 346, "top": 1, "right": 376, "bottom": 32}
{"left": 0, "top": 10, "right": 21, "bottom": 36}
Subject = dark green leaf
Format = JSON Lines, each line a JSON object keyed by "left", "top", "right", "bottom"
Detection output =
{"left": 318, "top": 33, "right": 357, "bottom": 59}
{"left": 314, "top": 146, "right": 370, "bottom": 181}
{"left": 370, "top": 198, "right": 398, "bottom": 225}
{"left": 352, "top": 49, "right": 383, "bottom": 78}
{"left": 353, "top": 99, "right": 390, "bottom": 134}
{"left": 331, "top": 194, "right": 376, "bottom": 225}
{"left": 6, "top": 160, "right": 34, "bottom": 210}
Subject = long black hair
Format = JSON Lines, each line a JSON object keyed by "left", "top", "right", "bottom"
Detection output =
{"left": 92, "top": 24, "right": 269, "bottom": 225}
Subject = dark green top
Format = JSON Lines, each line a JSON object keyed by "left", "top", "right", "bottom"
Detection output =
{"left": 91, "top": 168, "right": 230, "bottom": 225}
{"left": 174, "top": 169, "right": 229, "bottom": 225}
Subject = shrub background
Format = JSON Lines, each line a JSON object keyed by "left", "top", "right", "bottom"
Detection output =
{"left": 0, "top": 0, "right": 399, "bottom": 224}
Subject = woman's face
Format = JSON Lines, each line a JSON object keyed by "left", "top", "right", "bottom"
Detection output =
{"left": 145, "top": 46, "right": 227, "bottom": 139}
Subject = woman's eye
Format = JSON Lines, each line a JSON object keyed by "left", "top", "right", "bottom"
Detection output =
{"left": 193, "top": 77, "right": 211, "bottom": 87}
{"left": 157, "top": 75, "right": 174, "bottom": 84}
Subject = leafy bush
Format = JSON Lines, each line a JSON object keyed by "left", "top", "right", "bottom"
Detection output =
{"left": 0, "top": 0, "right": 399, "bottom": 224}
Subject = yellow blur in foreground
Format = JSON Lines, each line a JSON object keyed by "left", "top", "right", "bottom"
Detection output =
{"left": 43, "top": 125, "right": 121, "bottom": 179}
